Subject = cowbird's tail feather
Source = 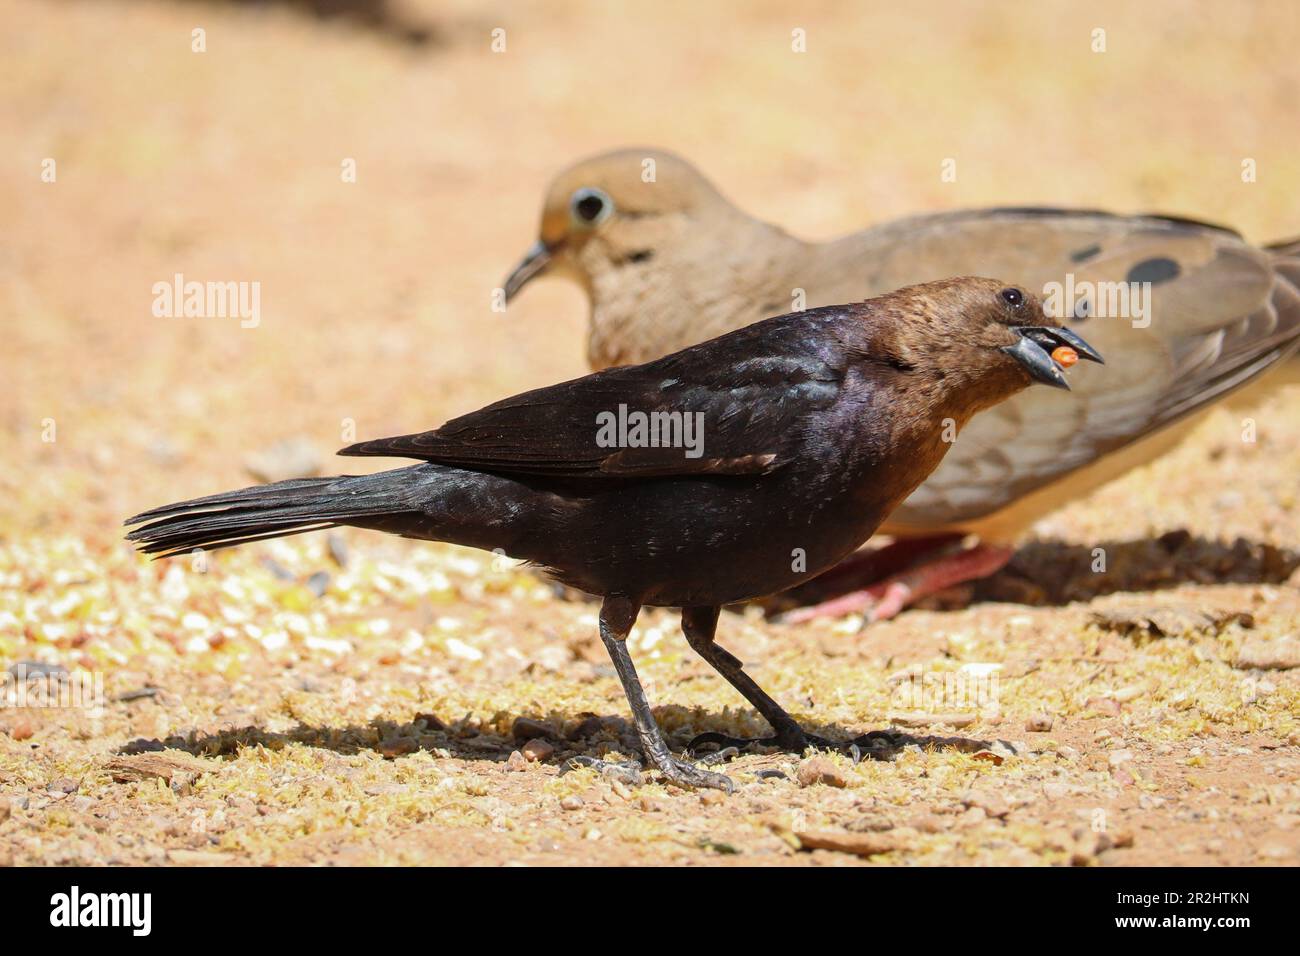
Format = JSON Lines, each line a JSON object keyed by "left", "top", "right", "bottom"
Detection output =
{"left": 125, "top": 469, "right": 426, "bottom": 559}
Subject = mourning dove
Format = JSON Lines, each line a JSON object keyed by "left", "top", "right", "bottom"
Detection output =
{"left": 504, "top": 148, "right": 1300, "bottom": 618}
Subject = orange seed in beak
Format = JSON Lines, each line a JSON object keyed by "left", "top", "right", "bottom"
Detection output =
{"left": 1051, "top": 345, "right": 1079, "bottom": 369}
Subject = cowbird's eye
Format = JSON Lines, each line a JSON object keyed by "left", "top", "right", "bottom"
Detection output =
{"left": 570, "top": 188, "right": 613, "bottom": 227}
{"left": 1000, "top": 287, "right": 1024, "bottom": 308}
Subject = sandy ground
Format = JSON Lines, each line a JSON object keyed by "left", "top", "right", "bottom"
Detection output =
{"left": 2, "top": 0, "right": 1299, "bottom": 866}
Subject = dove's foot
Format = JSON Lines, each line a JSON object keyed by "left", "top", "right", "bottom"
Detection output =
{"left": 778, "top": 543, "right": 1014, "bottom": 624}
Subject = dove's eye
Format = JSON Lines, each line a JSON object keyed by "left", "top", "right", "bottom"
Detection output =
{"left": 1000, "top": 287, "right": 1024, "bottom": 308}
{"left": 570, "top": 187, "right": 613, "bottom": 227}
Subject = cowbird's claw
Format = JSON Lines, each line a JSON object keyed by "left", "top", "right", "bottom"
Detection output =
{"left": 687, "top": 730, "right": 805, "bottom": 755}
{"left": 846, "top": 729, "right": 908, "bottom": 758}
{"left": 653, "top": 756, "right": 735, "bottom": 793}
{"left": 559, "top": 751, "right": 734, "bottom": 792}
{"left": 560, "top": 755, "right": 643, "bottom": 787}
{"left": 688, "top": 728, "right": 908, "bottom": 762}
{"left": 695, "top": 745, "right": 740, "bottom": 766}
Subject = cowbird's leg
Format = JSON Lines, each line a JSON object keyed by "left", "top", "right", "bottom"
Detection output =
{"left": 681, "top": 606, "right": 909, "bottom": 760}
{"left": 779, "top": 542, "right": 1014, "bottom": 625}
{"left": 680, "top": 606, "right": 810, "bottom": 752}
{"left": 595, "top": 595, "right": 734, "bottom": 793}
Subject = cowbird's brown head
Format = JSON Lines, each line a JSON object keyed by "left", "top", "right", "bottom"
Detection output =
{"left": 865, "top": 276, "right": 1102, "bottom": 419}
{"left": 503, "top": 148, "right": 759, "bottom": 304}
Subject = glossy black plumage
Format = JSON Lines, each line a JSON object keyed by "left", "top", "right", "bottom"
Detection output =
{"left": 126, "top": 277, "right": 1098, "bottom": 791}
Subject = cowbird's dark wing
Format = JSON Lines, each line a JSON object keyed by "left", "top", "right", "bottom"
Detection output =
{"left": 340, "top": 317, "right": 847, "bottom": 478}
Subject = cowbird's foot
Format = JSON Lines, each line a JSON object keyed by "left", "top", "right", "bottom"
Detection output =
{"left": 688, "top": 728, "right": 907, "bottom": 761}
{"left": 595, "top": 596, "right": 735, "bottom": 794}
{"left": 695, "top": 746, "right": 740, "bottom": 766}
{"left": 652, "top": 755, "right": 735, "bottom": 793}
{"left": 560, "top": 755, "right": 643, "bottom": 787}
{"left": 560, "top": 752, "right": 734, "bottom": 792}
{"left": 777, "top": 543, "right": 1014, "bottom": 625}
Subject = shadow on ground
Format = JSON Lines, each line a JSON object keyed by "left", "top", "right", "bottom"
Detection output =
{"left": 118, "top": 705, "right": 1007, "bottom": 769}
{"left": 158, "top": 0, "right": 443, "bottom": 45}
{"left": 770, "top": 531, "right": 1298, "bottom": 615}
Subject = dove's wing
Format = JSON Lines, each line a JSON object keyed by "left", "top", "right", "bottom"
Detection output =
{"left": 796, "top": 210, "right": 1300, "bottom": 533}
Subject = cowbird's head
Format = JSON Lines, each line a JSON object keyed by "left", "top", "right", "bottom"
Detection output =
{"left": 503, "top": 148, "right": 749, "bottom": 304}
{"left": 866, "top": 276, "right": 1103, "bottom": 417}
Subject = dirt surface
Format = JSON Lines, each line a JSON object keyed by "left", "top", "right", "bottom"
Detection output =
{"left": 2, "top": 0, "right": 1299, "bottom": 867}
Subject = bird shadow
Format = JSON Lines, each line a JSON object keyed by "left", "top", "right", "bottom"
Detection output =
{"left": 160, "top": 0, "right": 444, "bottom": 47}
{"left": 117, "top": 705, "right": 1006, "bottom": 769}
{"left": 976, "top": 531, "right": 1298, "bottom": 607}
{"left": 771, "top": 531, "right": 1298, "bottom": 613}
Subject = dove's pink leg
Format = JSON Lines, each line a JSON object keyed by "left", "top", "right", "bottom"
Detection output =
{"left": 796, "top": 532, "right": 965, "bottom": 590}
{"left": 780, "top": 542, "right": 1014, "bottom": 624}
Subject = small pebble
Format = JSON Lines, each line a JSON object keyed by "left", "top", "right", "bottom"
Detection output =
{"left": 796, "top": 829, "right": 897, "bottom": 857}
{"left": 511, "top": 717, "right": 554, "bottom": 742}
{"left": 377, "top": 737, "right": 418, "bottom": 759}
{"left": 609, "top": 779, "right": 633, "bottom": 801}
{"left": 1026, "top": 713, "right": 1054, "bottom": 732}
{"left": 962, "top": 790, "right": 1010, "bottom": 819}
{"left": 796, "top": 756, "right": 849, "bottom": 788}
{"left": 960, "top": 806, "right": 988, "bottom": 826}
{"left": 559, "top": 795, "right": 584, "bottom": 811}
{"left": 913, "top": 814, "right": 947, "bottom": 833}
{"left": 521, "top": 739, "right": 555, "bottom": 762}
{"left": 1235, "top": 637, "right": 1300, "bottom": 671}
{"left": 1085, "top": 697, "right": 1122, "bottom": 716}
{"left": 1108, "top": 749, "right": 1134, "bottom": 768}
{"left": 506, "top": 750, "right": 529, "bottom": 772}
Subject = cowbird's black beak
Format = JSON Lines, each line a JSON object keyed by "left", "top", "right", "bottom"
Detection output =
{"left": 503, "top": 241, "right": 554, "bottom": 303}
{"left": 1002, "top": 326, "right": 1104, "bottom": 390}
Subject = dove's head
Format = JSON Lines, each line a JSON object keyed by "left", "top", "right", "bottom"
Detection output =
{"left": 503, "top": 148, "right": 750, "bottom": 304}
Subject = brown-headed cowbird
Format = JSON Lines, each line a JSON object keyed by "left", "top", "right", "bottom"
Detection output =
{"left": 503, "top": 148, "right": 1300, "bottom": 619}
{"left": 127, "top": 278, "right": 1100, "bottom": 791}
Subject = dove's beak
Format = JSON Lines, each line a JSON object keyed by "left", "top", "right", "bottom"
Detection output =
{"left": 503, "top": 240, "right": 554, "bottom": 303}
{"left": 1002, "top": 326, "right": 1104, "bottom": 390}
